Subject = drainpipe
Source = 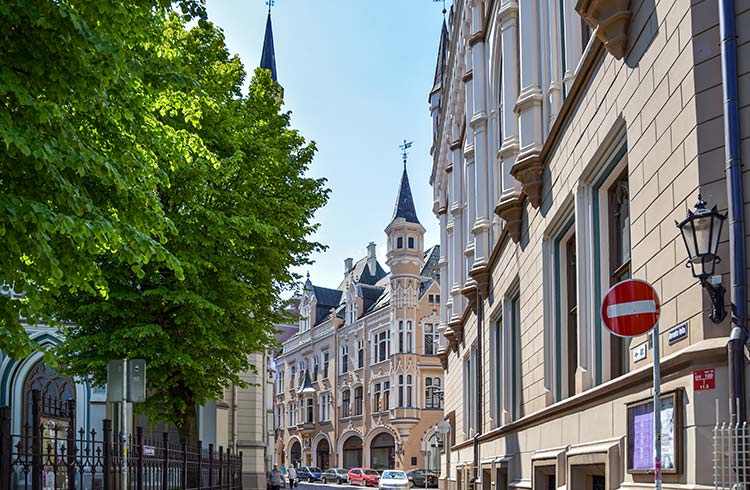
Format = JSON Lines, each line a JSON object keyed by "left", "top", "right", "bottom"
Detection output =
{"left": 719, "top": 0, "right": 747, "bottom": 425}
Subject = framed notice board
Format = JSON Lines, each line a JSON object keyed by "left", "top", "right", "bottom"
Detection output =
{"left": 626, "top": 390, "right": 682, "bottom": 475}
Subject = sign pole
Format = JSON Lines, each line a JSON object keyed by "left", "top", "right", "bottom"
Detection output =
{"left": 653, "top": 323, "right": 662, "bottom": 490}
{"left": 122, "top": 358, "right": 129, "bottom": 490}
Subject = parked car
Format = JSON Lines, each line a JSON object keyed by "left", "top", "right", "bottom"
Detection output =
{"left": 297, "top": 466, "right": 323, "bottom": 482}
{"left": 378, "top": 470, "right": 410, "bottom": 489}
{"left": 347, "top": 468, "right": 381, "bottom": 486}
{"left": 406, "top": 469, "right": 439, "bottom": 488}
{"left": 322, "top": 468, "right": 349, "bottom": 484}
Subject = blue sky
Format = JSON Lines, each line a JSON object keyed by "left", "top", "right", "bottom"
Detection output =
{"left": 206, "top": 0, "right": 446, "bottom": 292}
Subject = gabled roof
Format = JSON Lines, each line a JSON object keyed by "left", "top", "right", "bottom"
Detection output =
{"left": 297, "top": 368, "right": 315, "bottom": 395}
{"left": 337, "top": 255, "right": 388, "bottom": 291}
{"left": 421, "top": 245, "right": 440, "bottom": 278}
{"left": 260, "top": 13, "right": 278, "bottom": 82}
{"left": 431, "top": 19, "right": 449, "bottom": 95}
{"left": 391, "top": 165, "right": 420, "bottom": 225}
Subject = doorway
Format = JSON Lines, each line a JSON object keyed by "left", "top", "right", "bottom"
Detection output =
{"left": 370, "top": 433, "right": 395, "bottom": 470}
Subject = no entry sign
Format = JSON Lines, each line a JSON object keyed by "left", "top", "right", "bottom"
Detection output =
{"left": 601, "top": 279, "right": 660, "bottom": 337}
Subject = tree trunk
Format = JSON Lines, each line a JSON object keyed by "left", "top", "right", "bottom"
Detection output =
{"left": 178, "top": 403, "right": 199, "bottom": 447}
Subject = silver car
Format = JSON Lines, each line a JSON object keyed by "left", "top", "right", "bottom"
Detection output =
{"left": 378, "top": 471, "right": 410, "bottom": 490}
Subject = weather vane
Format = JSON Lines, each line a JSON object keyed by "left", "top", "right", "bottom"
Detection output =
{"left": 266, "top": 0, "right": 275, "bottom": 13}
{"left": 399, "top": 139, "right": 413, "bottom": 167}
{"left": 433, "top": 0, "right": 447, "bottom": 17}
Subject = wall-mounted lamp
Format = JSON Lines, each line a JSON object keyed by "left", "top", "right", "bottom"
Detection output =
{"left": 676, "top": 195, "right": 727, "bottom": 323}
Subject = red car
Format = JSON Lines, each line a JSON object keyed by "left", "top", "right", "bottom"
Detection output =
{"left": 347, "top": 468, "right": 380, "bottom": 486}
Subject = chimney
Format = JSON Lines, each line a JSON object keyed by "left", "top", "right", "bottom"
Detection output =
{"left": 344, "top": 257, "right": 354, "bottom": 275}
{"left": 367, "top": 242, "right": 377, "bottom": 275}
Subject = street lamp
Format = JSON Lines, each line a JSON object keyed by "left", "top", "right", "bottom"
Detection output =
{"left": 676, "top": 195, "right": 727, "bottom": 323}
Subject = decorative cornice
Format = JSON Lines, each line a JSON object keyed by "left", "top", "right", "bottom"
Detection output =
{"left": 469, "top": 30, "right": 485, "bottom": 47}
{"left": 449, "top": 138, "right": 462, "bottom": 151}
{"left": 510, "top": 152, "right": 544, "bottom": 208}
{"left": 496, "top": 1, "right": 519, "bottom": 22}
{"left": 494, "top": 191, "right": 526, "bottom": 243}
{"left": 576, "top": 0, "right": 632, "bottom": 60}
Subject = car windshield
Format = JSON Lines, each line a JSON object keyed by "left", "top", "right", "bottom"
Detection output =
{"left": 363, "top": 470, "right": 379, "bottom": 475}
{"left": 382, "top": 471, "right": 407, "bottom": 480}
{"left": 310, "top": 468, "right": 321, "bottom": 472}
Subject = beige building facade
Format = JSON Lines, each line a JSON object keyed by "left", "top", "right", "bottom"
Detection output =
{"left": 429, "top": 0, "right": 750, "bottom": 489}
{"left": 273, "top": 168, "right": 446, "bottom": 472}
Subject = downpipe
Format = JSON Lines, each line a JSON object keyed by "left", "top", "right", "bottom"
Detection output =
{"left": 719, "top": 0, "right": 747, "bottom": 426}
{"left": 473, "top": 293, "right": 483, "bottom": 490}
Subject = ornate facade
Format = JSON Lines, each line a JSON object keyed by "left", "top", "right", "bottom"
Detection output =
{"left": 430, "top": 0, "right": 749, "bottom": 489}
{"left": 273, "top": 167, "right": 445, "bottom": 472}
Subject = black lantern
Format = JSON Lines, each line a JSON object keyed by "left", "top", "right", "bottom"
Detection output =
{"left": 676, "top": 195, "right": 727, "bottom": 322}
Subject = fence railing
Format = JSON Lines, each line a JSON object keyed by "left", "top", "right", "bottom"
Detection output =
{"left": 0, "top": 390, "right": 242, "bottom": 490}
{"left": 714, "top": 399, "right": 749, "bottom": 489}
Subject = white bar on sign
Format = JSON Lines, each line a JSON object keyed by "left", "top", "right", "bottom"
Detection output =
{"left": 607, "top": 300, "right": 657, "bottom": 318}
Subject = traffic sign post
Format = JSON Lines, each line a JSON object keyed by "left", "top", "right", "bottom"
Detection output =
{"left": 601, "top": 279, "right": 661, "bottom": 490}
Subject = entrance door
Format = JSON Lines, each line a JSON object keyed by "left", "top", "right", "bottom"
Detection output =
{"left": 592, "top": 475, "right": 605, "bottom": 490}
{"left": 370, "top": 433, "right": 395, "bottom": 470}
{"left": 343, "top": 436, "right": 363, "bottom": 469}
{"left": 317, "top": 439, "right": 331, "bottom": 470}
{"left": 290, "top": 440, "right": 302, "bottom": 467}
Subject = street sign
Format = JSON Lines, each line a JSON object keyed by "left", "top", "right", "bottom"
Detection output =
{"left": 601, "top": 279, "right": 660, "bottom": 337}
{"left": 694, "top": 369, "right": 715, "bottom": 391}
{"left": 436, "top": 420, "right": 451, "bottom": 434}
{"left": 601, "top": 279, "right": 663, "bottom": 490}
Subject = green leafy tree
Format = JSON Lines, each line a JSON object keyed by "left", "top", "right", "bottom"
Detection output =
{"left": 0, "top": 0, "right": 211, "bottom": 356}
{"left": 53, "top": 16, "right": 329, "bottom": 443}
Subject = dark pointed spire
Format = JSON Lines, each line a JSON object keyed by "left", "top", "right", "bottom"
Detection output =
{"left": 431, "top": 19, "right": 449, "bottom": 95}
{"left": 297, "top": 368, "right": 315, "bottom": 394}
{"left": 392, "top": 165, "right": 421, "bottom": 225}
{"left": 260, "top": 12, "right": 278, "bottom": 82}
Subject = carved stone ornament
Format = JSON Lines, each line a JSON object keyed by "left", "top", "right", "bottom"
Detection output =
{"left": 448, "top": 317, "right": 464, "bottom": 348}
{"left": 461, "top": 281, "right": 479, "bottom": 314}
{"left": 436, "top": 348, "right": 449, "bottom": 370}
{"left": 510, "top": 153, "right": 545, "bottom": 208}
{"left": 495, "top": 191, "right": 526, "bottom": 243}
{"left": 576, "top": 0, "right": 632, "bottom": 60}
{"left": 469, "top": 264, "right": 491, "bottom": 298}
{"left": 444, "top": 328, "right": 457, "bottom": 352}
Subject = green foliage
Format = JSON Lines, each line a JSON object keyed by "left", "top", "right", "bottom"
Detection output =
{"left": 51, "top": 15, "right": 329, "bottom": 441}
{"left": 0, "top": 0, "right": 212, "bottom": 356}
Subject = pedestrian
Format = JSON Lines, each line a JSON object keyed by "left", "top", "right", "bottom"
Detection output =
{"left": 288, "top": 465, "right": 298, "bottom": 488}
{"left": 270, "top": 464, "right": 285, "bottom": 490}
{"left": 281, "top": 465, "right": 288, "bottom": 488}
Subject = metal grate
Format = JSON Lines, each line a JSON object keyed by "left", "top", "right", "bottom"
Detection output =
{"left": 714, "top": 399, "right": 749, "bottom": 489}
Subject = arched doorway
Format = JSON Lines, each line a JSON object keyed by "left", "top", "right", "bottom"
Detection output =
{"left": 343, "top": 435, "right": 363, "bottom": 469}
{"left": 316, "top": 438, "right": 330, "bottom": 470}
{"left": 370, "top": 433, "right": 395, "bottom": 470}
{"left": 290, "top": 440, "right": 302, "bottom": 467}
{"left": 23, "top": 360, "right": 75, "bottom": 431}
{"left": 424, "top": 432, "right": 441, "bottom": 472}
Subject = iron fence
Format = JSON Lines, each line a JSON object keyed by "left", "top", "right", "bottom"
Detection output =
{"left": 714, "top": 399, "right": 749, "bottom": 489}
{"left": 0, "top": 390, "right": 242, "bottom": 490}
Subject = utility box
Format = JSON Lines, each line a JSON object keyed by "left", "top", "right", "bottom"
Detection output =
{"left": 127, "top": 359, "right": 147, "bottom": 403}
{"left": 106, "top": 359, "right": 147, "bottom": 402}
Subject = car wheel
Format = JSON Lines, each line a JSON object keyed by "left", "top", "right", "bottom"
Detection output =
{"left": 409, "top": 482, "right": 415, "bottom": 488}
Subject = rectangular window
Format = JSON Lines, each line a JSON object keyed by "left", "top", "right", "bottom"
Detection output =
{"left": 608, "top": 169, "right": 631, "bottom": 379}
{"left": 354, "top": 387, "right": 363, "bottom": 415}
{"left": 398, "top": 375, "right": 405, "bottom": 407}
{"left": 277, "top": 368, "right": 285, "bottom": 393}
{"left": 425, "top": 377, "right": 442, "bottom": 408}
{"left": 374, "top": 331, "right": 389, "bottom": 363}
{"left": 406, "top": 375, "right": 413, "bottom": 407}
{"left": 407, "top": 321, "right": 413, "bottom": 353}
{"left": 306, "top": 398, "right": 314, "bottom": 423}
{"left": 399, "top": 321, "right": 405, "bottom": 353}
{"left": 341, "top": 345, "right": 349, "bottom": 374}
{"left": 464, "top": 356, "right": 474, "bottom": 437}
{"left": 323, "top": 351, "right": 329, "bottom": 378}
{"left": 408, "top": 236, "right": 415, "bottom": 248}
{"left": 373, "top": 383, "right": 382, "bottom": 412}
{"left": 509, "top": 294, "right": 521, "bottom": 421}
{"left": 492, "top": 318, "right": 502, "bottom": 424}
{"left": 383, "top": 381, "right": 390, "bottom": 411}
{"left": 565, "top": 233, "right": 578, "bottom": 397}
{"left": 424, "top": 323, "right": 438, "bottom": 355}
{"left": 343, "top": 390, "right": 351, "bottom": 418}
{"left": 290, "top": 365, "right": 296, "bottom": 389}
{"left": 313, "top": 356, "right": 320, "bottom": 381}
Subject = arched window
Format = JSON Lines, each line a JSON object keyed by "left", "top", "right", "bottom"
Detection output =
{"left": 406, "top": 375, "right": 413, "bottom": 407}
{"left": 23, "top": 360, "right": 75, "bottom": 428}
{"left": 408, "top": 236, "right": 415, "bottom": 249}
{"left": 398, "top": 375, "right": 405, "bottom": 407}
{"left": 397, "top": 236, "right": 404, "bottom": 249}
{"left": 406, "top": 321, "right": 413, "bottom": 353}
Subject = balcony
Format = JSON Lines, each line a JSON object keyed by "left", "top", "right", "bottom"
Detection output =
{"left": 297, "top": 421, "right": 315, "bottom": 435}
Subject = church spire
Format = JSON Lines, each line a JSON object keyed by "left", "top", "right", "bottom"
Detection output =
{"left": 392, "top": 164, "right": 421, "bottom": 225}
{"left": 260, "top": 8, "right": 278, "bottom": 82}
{"left": 430, "top": 18, "right": 449, "bottom": 95}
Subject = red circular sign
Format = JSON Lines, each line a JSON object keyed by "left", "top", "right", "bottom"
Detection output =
{"left": 601, "top": 279, "right": 660, "bottom": 337}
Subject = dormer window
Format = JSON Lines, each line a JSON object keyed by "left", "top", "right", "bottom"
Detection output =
{"left": 408, "top": 236, "right": 415, "bottom": 249}
{"left": 300, "top": 296, "right": 311, "bottom": 332}
{"left": 397, "top": 236, "right": 404, "bottom": 249}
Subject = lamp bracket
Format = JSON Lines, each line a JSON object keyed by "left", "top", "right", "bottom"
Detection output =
{"left": 701, "top": 279, "right": 726, "bottom": 323}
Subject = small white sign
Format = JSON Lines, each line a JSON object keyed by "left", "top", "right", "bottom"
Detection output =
{"left": 633, "top": 343, "right": 647, "bottom": 363}
{"left": 143, "top": 445, "right": 156, "bottom": 457}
